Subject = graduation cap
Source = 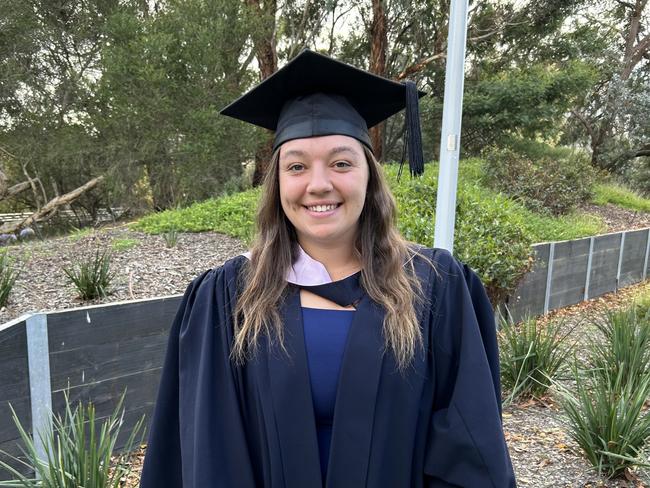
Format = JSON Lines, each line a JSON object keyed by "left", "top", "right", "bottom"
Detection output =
{"left": 220, "top": 49, "right": 425, "bottom": 177}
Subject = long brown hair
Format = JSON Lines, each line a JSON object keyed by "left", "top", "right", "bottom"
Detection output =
{"left": 232, "top": 146, "right": 431, "bottom": 370}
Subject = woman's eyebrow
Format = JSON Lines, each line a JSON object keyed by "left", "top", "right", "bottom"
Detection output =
{"left": 329, "top": 146, "right": 360, "bottom": 157}
{"left": 281, "top": 149, "right": 306, "bottom": 159}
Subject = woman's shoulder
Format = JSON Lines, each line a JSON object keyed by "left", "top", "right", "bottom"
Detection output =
{"left": 407, "top": 244, "right": 463, "bottom": 276}
{"left": 182, "top": 254, "right": 249, "bottom": 299}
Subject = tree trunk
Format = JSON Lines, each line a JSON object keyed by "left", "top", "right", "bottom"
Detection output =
{"left": 247, "top": 0, "right": 278, "bottom": 186}
{"left": 369, "top": 0, "right": 387, "bottom": 160}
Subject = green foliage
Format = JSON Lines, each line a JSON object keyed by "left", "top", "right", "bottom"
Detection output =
{"left": 498, "top": 316, "right": 574, "bottom": 404}
{"left": 588, "top": 308, "right": 650, "bottom": 401}
{"left": 556, "top": 365, "right": 650, "bottom": 479}
{"left": 0, "top": 250, "right": 20, "bottom": 307}
{"left": 556, "top": 306, "right": 650, "bottom": 478}
{"left": 67, "top": 227, "right": 94, "bottom": 242}
{"left": 460, "top": 61, "right": 597, "bottom": 154}
{"left": 63, "top": 249, "right": 115, "bottom": 300}
{"left": 482, "top": 144, "right": 596, "bottom": 215}
{"left": 131, "top": 188, "right": 261, "bottom": 244}
{"left": 385, "top": 162, "right": 532, "bottom": 301}
{"left": 520, "top": 211, "right": 605, "bottom": 243}
{"left": 162, "top": 228, "right": 179, "bottom": 248}
{"left": 0, "top": 392, "right": 144, "bottom": 488}
{"left": 111, "top": 238, "right": 138, "bottom": 252}
{"left": 592, "top": 183, "right": 650, "bottom": 212}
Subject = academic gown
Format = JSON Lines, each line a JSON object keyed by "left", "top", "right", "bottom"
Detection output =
{"left": 140, "top": 248, "right": 516, "bottom": 488}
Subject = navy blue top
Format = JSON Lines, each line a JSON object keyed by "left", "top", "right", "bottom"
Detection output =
{"left": 301, "top": 307, "right": 354, "bottom": 482}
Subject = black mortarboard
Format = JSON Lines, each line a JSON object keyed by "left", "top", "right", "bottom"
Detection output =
{"left": 220, "top": 49, "right": 425, "bottom": 176}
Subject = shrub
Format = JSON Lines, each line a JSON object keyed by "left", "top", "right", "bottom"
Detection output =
{"left": 555, "top": 306, "right": 650, "bottom": 478}
{"left": 0, "top": 392, "right": 144, "bottom": 488}
{"left": 498, "top": 315, "right": 574, "bottom": 404}
{"left": 482, "top": 145, "right": 596, "bottom": 215}
{"left": 131, "top": 188, "right": 260, "bottom": 244}
{"left": 556, "top": 364, "right": 650, "bottom": 479}
{"left": 63, "top": 249, "right": 115, "bottom": 300}
{"left": 0, "top": 250, "right": 20, "bottom": 307}
{"left": 588, "top": 308, "right": 650, "bottom": 400}
{"left": 386, "top": 163, "right": 533, "bottom": 302}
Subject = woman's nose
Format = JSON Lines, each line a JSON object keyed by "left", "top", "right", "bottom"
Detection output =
{"left": 306, "top": 165, "right": 333, "bottom": 193}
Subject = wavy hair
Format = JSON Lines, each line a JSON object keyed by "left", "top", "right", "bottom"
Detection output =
{"left": 232, "top": 146, "right": 431, "bottom": 370}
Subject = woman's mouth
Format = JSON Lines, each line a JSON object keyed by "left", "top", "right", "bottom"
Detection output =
{"left": 305, "top": 203, "right": 340, "bottom": 212}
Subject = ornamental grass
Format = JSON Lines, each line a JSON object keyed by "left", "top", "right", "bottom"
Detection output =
{"left": 0, "top": 392, "right": 144, "bottom": 488}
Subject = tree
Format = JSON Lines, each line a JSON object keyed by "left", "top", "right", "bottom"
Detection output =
{"left": 568, "top": 0, "right": 649, "bottom": 171}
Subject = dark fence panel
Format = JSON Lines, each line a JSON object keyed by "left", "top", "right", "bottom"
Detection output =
{"left": 505, "top": 243, "right": 550, "bottom": 322}
{"left": 549, "top": 238, "right": 590, "bottom": 310}
{"left": 588, "top": 234, "right": 622, "bottom": 298}
{"left": 620, "top": 230, "right": 648, "bottom": 287}
{"left": 0, "top": 320, "right": 31, "bottom": 480}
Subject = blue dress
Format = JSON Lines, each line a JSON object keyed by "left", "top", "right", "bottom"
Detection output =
{"left": 301, "top": 307, "right": 354, "bottom": 482}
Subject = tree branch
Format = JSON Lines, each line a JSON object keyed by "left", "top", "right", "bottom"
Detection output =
{"left": 0, "top": 176, "right": 104, "bottom": 234}
{"left": 396, "top": 52, "right": 446, "bottom": 80}
{"left": 571, "top": 109, "right": 597, "bottom": 143}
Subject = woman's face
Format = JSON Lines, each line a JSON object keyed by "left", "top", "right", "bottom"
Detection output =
{"left": 278, "top": 134, "right": 369, "bottom": 250}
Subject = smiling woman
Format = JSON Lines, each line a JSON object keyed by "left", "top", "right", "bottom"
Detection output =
{"left": 140, "top": 50, "right": 517, "bottom": 488}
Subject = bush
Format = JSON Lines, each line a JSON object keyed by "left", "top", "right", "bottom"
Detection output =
{"left": 556, "top": 364, "right": 650, "bottom": 479}
{"left": 131, "top": 188, "right": 260, "bottom": 244}
{"left": 0, "top": 250, "right": 20, "bottom": 307}
{"left": 386, "top": 163, "right": 532, "bottom": 302}
{"left": 588, "top": 308, "right": 650, "bottom": 402}
{"left": 0, "top": 392, "right": 144, "bottom": 488}
{"left": 63, "top": 249, "right": 115, "bottom": 300}
{"left": 483, "top": 145, "right": 596, "bottom": 215}
{"left": 498, "top": 315, "right": 574, "bottom": 404}
{"left": 555, "top": 306, "right": 650, "bottom": 478}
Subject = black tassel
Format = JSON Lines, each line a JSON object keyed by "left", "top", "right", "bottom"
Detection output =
{"left": 405, "top": 80, "right": 424, "bottom": 177}
{"left": 398, "top": 81, "right": 425, "bottom": 180}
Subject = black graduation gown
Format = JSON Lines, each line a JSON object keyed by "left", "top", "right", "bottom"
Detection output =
{"left": 140, "top": 248, "right": 516, "bottom": 487}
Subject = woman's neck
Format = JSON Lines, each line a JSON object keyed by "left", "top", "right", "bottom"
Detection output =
{"left": 298, "top": 241, "right": 361, "bottom": 281}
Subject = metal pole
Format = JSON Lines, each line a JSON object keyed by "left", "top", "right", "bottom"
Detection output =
{"left": 26, "top": 313, "right": 53, "bottom": 469}
{"left": 584, "top": 237, "right": 595, "bottom": 301}
{"left": 543, "top": 243, "right": 555, "bottom": 314}
{"left": 616, "top": 231, "right": 626, "bottom": 291}
{"left": 433, "top": 0, "right": 470, "bottom": 252}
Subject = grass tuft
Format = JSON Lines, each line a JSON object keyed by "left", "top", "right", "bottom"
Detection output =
{"left": 0, "top": 250, "right": 20, "bottom": 307}
{"left": 498, "top": 314, "right": 574, "bottom": 404}
{"left": 63, "top": 248, "right": 115, "bottom": 300}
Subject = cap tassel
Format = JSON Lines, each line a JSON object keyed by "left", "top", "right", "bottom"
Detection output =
{"left": 398, "top": 81, "right": 425, "bottom": 179}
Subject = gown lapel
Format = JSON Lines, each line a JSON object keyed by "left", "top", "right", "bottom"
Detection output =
{"left": 268, "top": 278, "right": 386, "bottom": 488}
{"left": 268, "top": 287, "right": 323, "bottom": 488}
{"left": 326, "top": 293, "right": 386, "bottom": 487}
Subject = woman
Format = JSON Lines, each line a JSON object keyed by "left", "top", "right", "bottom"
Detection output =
{"left": 140, "top": 50, "right": 516, "bottom": 487}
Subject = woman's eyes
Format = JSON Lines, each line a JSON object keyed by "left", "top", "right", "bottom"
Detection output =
{"left": 286, "top": 161, "right": 352, "bottom": 172}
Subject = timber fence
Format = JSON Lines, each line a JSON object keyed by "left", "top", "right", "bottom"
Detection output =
{"left": 1, "top": 226, "right": 650, "bottom": 479}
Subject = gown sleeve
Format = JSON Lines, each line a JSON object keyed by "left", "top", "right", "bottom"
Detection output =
{"left": 140, "top": 260, "right": 256, "bottom": 488}
{"left": 424, "top": 250, "right": 516, "bottom": 487}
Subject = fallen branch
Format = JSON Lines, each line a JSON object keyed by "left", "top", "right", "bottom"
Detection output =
{"left": 0, "top": 179, "right": 42, "bottom": 202}
{"left": 0, "top": 176, "right": 104, "bottom": 234}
